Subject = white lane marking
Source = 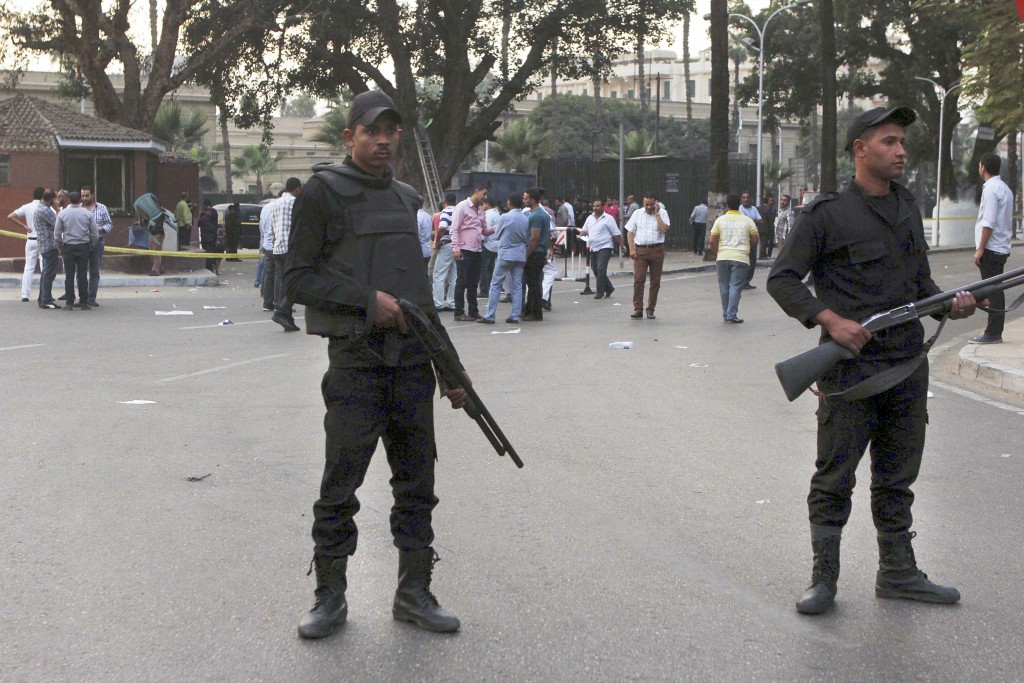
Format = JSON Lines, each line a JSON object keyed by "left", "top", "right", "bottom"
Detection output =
{"left": 930, "top": 379, "right": 1024, "bottom": 416}
{"left": 178, "top": 316, "right": 304, "bottom": 330}
{"left": 0, "top": 343, "right": 45, "bottom": 352}
{"left": 158, "top": 353, "right": 290, "bottom": 383}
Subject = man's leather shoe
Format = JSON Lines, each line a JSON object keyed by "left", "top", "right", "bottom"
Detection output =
{"left": 742, "top": 284, "right": 756, "bottom": 290}
{"left": 594, "top": 294, "right": 604, "bottom": 300}
{"left": 630, "top": 310, "right": 643, "bottom": 319}
{"left": 454, "top": 314, "right": 475, "bottom": 322}
{"left": 646, "top": 311, "right": 655, "bottom": 319}
{"left": 88, "top": 300, "right": 98, "bottom": 307}
{"left": 969, "top": 334, "right": 1002, "bottom": 344}
{"left": 476, "top": 317, "right": 495, "bottom": 324}
{"left": 521, "top": 314, "right": 540, "bottom": 321}
{"left": 725, "top": 318, "right": 744, "bottom": 324}
{"left": 505, "top": 317, "right": 519, "bottom": 324}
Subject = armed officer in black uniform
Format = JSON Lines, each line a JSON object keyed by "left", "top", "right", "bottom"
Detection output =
{"left": 285, "top": 91, "right": 468, "bottom": 638}
{"left": 767, "top": 106, "right": 980, "bottom": 615}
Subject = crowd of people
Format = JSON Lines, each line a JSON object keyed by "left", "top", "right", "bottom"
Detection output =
{"left": 7, "top": 185, "right": 111, "bottom": 310}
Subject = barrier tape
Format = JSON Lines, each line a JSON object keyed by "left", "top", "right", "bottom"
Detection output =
{"left": 0, "top": 229, "right": 261, "bottom": 258}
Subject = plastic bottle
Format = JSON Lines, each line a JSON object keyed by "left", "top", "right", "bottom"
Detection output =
{"left": 608, "top": 341, "right": 634, "bottom": 349}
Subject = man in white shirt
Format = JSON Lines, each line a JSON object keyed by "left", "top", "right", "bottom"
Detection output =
{"left": 970, "top": 152, "right": 1015, "bottom": 344}
{"left": 689, "top": 199, "right": 708, "bottom": 255}
{"left": 738, "top": 191, "right": 763, "bottom": 289}
{"left": 624, "top": 192, "right": 670, "bottom": 319}
{"left": 579, "top": 199, "right": 623, "bottom": 299}
{"left": 7, "top": 186, "right": 44, "bottom": 302}
{"left": 258, "top": 193, "right": 279, "bottom": 311}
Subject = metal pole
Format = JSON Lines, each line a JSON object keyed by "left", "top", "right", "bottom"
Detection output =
{"left": 755, "top": 33, "right": 764, "bottom": 204}
{"left": 915, "top": 78, "right": 962, "bottom": 246}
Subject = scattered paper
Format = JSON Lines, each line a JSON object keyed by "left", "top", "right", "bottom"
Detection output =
{"left": 1002, "top": 454, "right": 1012, "bottom": 458}
{"left": 119, "top": 400, "right": 156, "bottom": 405}
{"left": 151, "top": 288, "right": 160, "bottom": 292}
{"left": 573, "top": 301, "right": 579, "bottom": 304}
{"left": 612, "top": 303, "right": 621, "bottom": 306}
{"left": 689, "top": 363, "right": 708, "bottom": 368}
{"left": 756, "top": 499, "right": 770, "bottom": 505}
{"left": 156, "top": 310, "right": 193, "bottom": 316}
{"left": 490, "top": 328, "right": 521, "bottom": 334}
{"left": 218, "top": 319, "right": 234, "bottom": 325}
{"left": 203, "top": 306, "right": 227, "bottom": 310}
{"left": 927, "top": 391, "right": 935, "bottom": 398}
{"left": 673, "top": 345, "right": 688, "bottom": 349}
{"left": 188, "top": 288, "right": 199, "bottom": 292}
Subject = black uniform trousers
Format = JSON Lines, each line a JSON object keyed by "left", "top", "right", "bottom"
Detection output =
{"left": 810, "top": 358, "right": 928, "bottom": 534}
{"left": 453, "top": 250, "right": 482, "bottom": 317}
{"left": 313, "top": 362, "right": 439, "bottom": 557}
{"left": 522, "top": 251, "right": 546, "bottom": 319}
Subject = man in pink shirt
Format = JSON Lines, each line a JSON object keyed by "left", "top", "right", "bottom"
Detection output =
{"left": 450, "top": 185, "right": 490, "bottom": 321}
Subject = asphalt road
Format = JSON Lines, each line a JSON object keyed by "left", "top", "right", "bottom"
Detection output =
{"left": 1, "top": 252, "right": 1022, "bottom": 682}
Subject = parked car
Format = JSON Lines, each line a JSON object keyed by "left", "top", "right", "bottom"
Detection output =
{"left": 212, "top": 203, "right": 263, "bottom": 249}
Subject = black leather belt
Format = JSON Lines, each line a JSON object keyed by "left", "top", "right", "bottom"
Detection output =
{"left": 27, "top": 236, "right": 36, "bottom": 240}
{"left": 636, "top": 243, "right": 662, "bottom": 248}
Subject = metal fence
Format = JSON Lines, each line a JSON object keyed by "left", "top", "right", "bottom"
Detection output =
{"left": 538, "top": 157, "right": 757, "bottom": 249}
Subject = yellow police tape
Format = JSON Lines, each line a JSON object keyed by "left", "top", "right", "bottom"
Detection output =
{"left": 0, "top": 229, "right": 261, "bottom": 258}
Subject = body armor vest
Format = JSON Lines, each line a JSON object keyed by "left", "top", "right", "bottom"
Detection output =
{"left": 304, "top": 167, "right": 434, "bottom": 338}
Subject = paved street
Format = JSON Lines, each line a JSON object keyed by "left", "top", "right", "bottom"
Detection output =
{"left": 2, "top": 251, "right": 1022, "bottom": 682}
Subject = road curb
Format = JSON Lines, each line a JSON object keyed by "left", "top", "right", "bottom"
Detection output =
{"left": 0, "top": 271, "right": 219, "bottom": 288}
{"left": 958, "top": 343, "right": 1024, "bottom": 395}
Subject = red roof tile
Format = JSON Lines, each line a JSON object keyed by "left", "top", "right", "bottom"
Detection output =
{"left": 0, "top": 95, "right": 163, "bottom": 152}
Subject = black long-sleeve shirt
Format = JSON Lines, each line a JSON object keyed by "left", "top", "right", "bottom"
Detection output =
{"left": 767, "top": 179, "right": 941, "bottom": 362}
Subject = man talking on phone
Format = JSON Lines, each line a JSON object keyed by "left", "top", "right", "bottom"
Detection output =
{"left": 624, "top": 192, "right": 670, "bottom": 319}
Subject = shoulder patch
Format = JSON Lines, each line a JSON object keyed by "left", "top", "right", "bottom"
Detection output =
{"left": 800, "top": 192, "right": 840, "bottom": 214}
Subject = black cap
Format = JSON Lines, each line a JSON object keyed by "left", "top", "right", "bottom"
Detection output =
{"left": 844, "top": 106, "right": 916, "bottom": 152}
{"left": 347, "top": 91, "right": 402, "bottom": 128}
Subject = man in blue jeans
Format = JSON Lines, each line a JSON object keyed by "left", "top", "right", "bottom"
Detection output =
{"left": 709, "top": 194, "right": 758, "bottom": 323}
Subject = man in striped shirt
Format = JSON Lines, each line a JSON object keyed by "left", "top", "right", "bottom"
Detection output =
{"left": 270, "top": 177, "right": 302, "bottom": 331}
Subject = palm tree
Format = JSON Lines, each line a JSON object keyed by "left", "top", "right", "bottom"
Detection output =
{"left": 187, "top": 146, "right": 219, "bottom": 177}
{"left": 152, "top": 101, "right": 209, "bottom": 153}
{"left": 311, "top": 107, "right": 348, "bottom": 152}
{"left": 231, "top": 145, "right": 286, "bottom": 197}
{"left": 763, "top": 160, "right": 796, "bottom": 199}
{"left": 616, "top": 129, "right": 655, "bottom": 158}
{"left": 489, "top": 120, "right": 549, "bottom": 173}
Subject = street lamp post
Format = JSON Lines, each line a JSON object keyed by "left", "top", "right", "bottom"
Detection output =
{"left": 706, "top": 0, "right": 812, "bottom": 204}
{"left": 914, "top": 77, "right": 962, "bottom": 247}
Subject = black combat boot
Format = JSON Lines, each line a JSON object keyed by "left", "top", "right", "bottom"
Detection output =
{"left": 875, "top": 531, "right": 960, "bottom": 604}
{"left": 393, "top": 548, "right": 460, "bottom": 633}
{"left": 795, "top": 525, "right": 841, "bottom": 615}
{"left": 297, "top": 555, "right": 348, "bottom": 638}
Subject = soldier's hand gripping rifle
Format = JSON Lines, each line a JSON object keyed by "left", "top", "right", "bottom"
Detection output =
{"left": 398, "top": 300, "right": 524, "bottom": 468}
{"left": 775, "top": 266, "right": 1024, "bottom": 402}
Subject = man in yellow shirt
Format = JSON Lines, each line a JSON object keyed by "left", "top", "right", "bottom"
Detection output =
{"left": 709, "top": 194, "right": 759, "bottom": 323}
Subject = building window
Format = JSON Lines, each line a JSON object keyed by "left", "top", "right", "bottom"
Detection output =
{"left": 537, "top": 92, "right": 543, "bottom": 100}
{"left": 65, "top": 153, "right": 129, "bottom": 211}
{"left": 611, "top": 90, "right": 618, "bottom": 99}
{"left": 582, "top": 88, "right": 588, "bottom": 97}
{"left": 663, "top": 81, "right": 671, "bottom": 100}
{"left": 627, "top": 89, "right": 635, "bottom": 99}
{"left": 0, "top": 154, "right": 9, "bottom": 186}
{"left": 687, "top": 80, "right": 696, "bottom": 98}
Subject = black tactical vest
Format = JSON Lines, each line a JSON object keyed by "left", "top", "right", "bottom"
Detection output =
{"left": 304, "top": 167, "right": 434, "bottom": 338}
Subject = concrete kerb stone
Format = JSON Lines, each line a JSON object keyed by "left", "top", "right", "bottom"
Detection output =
{"left": 958, "top": 341, "right": 1024, "bottom": 395}
{"left": 0, "top": 270, "right": 220, "bottom": 288}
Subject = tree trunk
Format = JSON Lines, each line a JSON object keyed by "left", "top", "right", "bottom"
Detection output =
{"left": 939, "top": 92, "right": 962, "bottom": 200}
{"left": 637, "top": 28, "right": 647, "bottom": 133}
{"left": 808, "top": 108, "right": 821, "bottom": 191}
{"left": 220, "top": 110, "right": 233, "bottom": 195}
{"left": 149, "top": 0, "right": 158, "bottom": 54}
{"left": 501, "top": 14, "right": 510, "bottom": 83}
{"left": 683, "top": 12, "right": 692, "bottom": 124}
{"left": 592, "top": 43, "right": 605, "bottom": 163}
{"left": 550, "top": 36, "right": 560, "bottom": 158}
{"left": 707, "top": 0, "right": 730, "bottom": 261}
{"left": 819, "top": 0, "right": 837, "bottom": 192}
{"left": 1009, "top": 130, "right": 1020, "bottom": 236}
{"left": 731, "top": 57, "right": 740, "bottom": 150}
